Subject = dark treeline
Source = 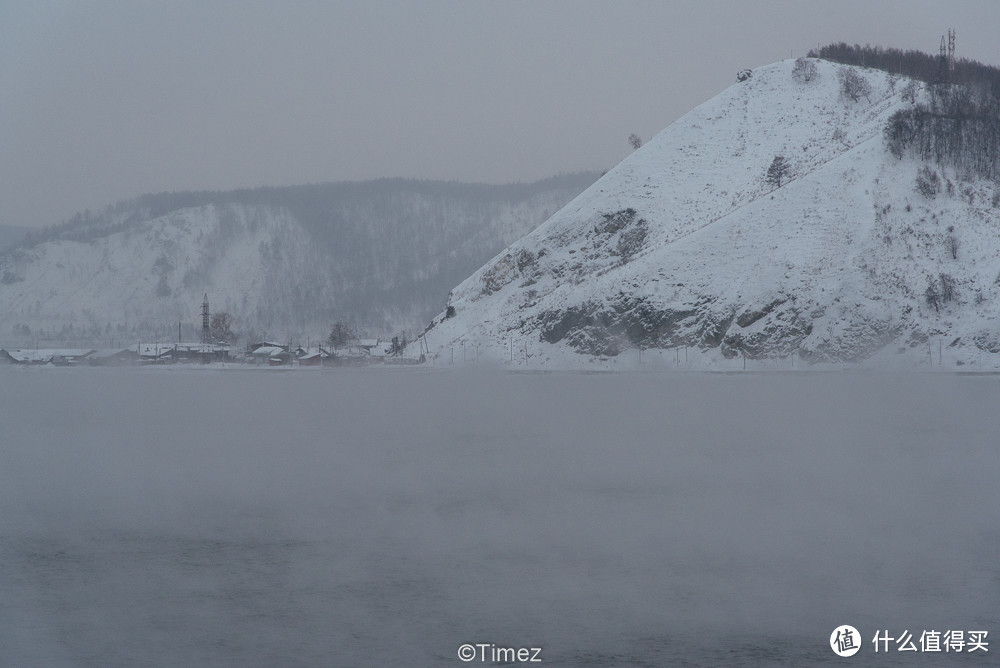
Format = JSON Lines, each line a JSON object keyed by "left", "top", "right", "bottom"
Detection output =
{"left": 810, "top": 42, "right": 1000, "bottom": 181}
{"left": 808, "top": 42, "right": 1000, "bottom": 99}
{"left": 885, "top": 85, "right": 1000, "bottom": 181}
{"left": 19, "top": 208, "right": 138, "bottom": 249}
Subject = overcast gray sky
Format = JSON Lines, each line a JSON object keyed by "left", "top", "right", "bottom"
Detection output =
{"left": 2, "top": 0, "right": 999, "bottom": 229}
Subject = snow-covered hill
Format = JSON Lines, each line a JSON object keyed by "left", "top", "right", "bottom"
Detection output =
{"left": 418, "top": 59, "right": 1000, "bottom": 368}
{"left": 0, "top": 175, "right": 597, "bottom": 345}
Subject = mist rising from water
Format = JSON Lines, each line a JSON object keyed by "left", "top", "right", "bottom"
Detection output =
{"left": 0, "top": 368, "right": 996, "bottom": 665}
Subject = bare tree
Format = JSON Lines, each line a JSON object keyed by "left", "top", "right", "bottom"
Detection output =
{"left": 628, "top": 133, "right": 643, "bottom": 150}
{"left": 947, "top": 234, "right": 959, "bottom": 260}
{"left": 925, "top": 278, "right": 941, "bottom": 312}
{"left": 915, "top": 166, "right": 940, "bottom": 199}
{"left": 939, "top": 273, "right": 957, "bottom": 302}
{"left": 328, "top": 321, "right": 355, "bottom": 349}
{"left": 210, "top": 312, "right": 236, "bottom": 343}
{"left": 792, "top": 57, "right": 818, "bottom": 83}
{"left": 838, "top": 67, "right": 872, "bottom": 103}
{"left": 884, "top": 111, "right": 917, "bottom": 158}
{"left": 765, "top": 156, "right": 791, "bottom": 189}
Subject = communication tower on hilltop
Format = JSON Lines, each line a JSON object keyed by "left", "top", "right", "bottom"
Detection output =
{"left": 201, "top": 293, "right": 211, "bottom": 344}
{"left": 938, "top": 29, "right": 956, "bottom": 83}
{"left": 948, "top": 29, "right": 956, "bottom": 74}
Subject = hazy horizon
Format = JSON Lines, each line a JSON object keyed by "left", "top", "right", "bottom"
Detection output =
{"left": 3, "top": 0, "right": 1000, "bottom": 229}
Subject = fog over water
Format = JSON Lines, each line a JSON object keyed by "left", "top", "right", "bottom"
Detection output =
{"left": 0, "top": 367, "right": 996, "bottom": 666}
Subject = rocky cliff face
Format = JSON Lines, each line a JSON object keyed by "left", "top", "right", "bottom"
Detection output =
{"left": 419, "top": 60, "right": 1000, "bottom": 368}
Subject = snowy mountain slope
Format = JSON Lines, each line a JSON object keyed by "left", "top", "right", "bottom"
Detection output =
{"left": 0, "top": 175, "right": 597, "bottom": 345}
{"left": 418, "top": 59, "right": 1000, "bottom": 367}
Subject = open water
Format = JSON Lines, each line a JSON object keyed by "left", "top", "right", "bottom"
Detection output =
{"left": 0, "top": 367, "right": 996, "bottom": 666}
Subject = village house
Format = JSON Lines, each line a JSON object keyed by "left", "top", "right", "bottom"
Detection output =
{"left": 0, "top": 348, "right": 96, "bottom": 365}
{"left": 164, "top": 343, "right": 231, "bottom": 364}
{"left": 250, "top": 345, "right": 291, "bottom": 365}
{"left": 88, "top": 348, "right": 140, "bottom": 366}
{"left": 293, "top": 345, "right": 330, "bottom": 366}
{"left": 356, "top": 338, "right": 388, "bottom": 363}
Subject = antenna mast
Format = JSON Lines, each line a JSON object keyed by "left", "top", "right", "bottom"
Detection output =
{"left": 948, "top": 28, "right": 955, "bottom": 74}
{"left": 937, "top": 30, "right": 955, "bottom": 84}
{"left": 201, "top": 294, "right": 211, "bottom": 344}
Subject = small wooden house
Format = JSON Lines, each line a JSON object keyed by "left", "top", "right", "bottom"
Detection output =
{"left": 251, "top": 345, "right": 291, "bottom": 365}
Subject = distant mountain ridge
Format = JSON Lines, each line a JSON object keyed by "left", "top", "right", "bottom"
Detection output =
{"left": 417, "top": 58, "right": 1000, "bottom": 368}
{"left": 0, "top": 174, "right": 598, "bottom": 346}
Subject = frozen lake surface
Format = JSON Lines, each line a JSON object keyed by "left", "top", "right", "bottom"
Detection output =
{"left": 0, "top": 367, "right": 997, "bottom": 666}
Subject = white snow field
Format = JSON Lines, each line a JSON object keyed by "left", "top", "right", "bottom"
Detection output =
{"left": 0, "top": 366, "right": 996, "bottom": 666}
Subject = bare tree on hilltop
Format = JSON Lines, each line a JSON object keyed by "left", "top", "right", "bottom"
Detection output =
{"left": 792, "top": 57, "right": 819, "bottom": 83}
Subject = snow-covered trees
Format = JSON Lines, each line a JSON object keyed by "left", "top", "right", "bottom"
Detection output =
{"left": 884, "top": 111, "right": 918, "bottom": 158}
{"left": 915, "top": 166, "right": 940, "bottom": 199}
{"left": 766, "top": 156, "right": 791, "bottom": 188}
{"left": 925, "top": 273, "right": 957, "bottom": 312}
{"left": 885, "top": 85, "right": 1000, "bottom": 182}
{"left": 628, "top": 133, "right": 643, "bottom": 150}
